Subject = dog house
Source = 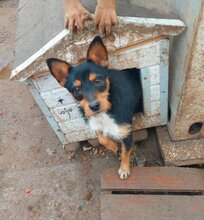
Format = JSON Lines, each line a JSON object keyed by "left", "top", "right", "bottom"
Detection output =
{"left": 10, "top": 17, "right": 185, "bottom": 145}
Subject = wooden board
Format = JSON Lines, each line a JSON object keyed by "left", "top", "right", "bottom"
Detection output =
{"left": 101, "top": 167, "right": 204, "bottom": 192}
{"left": 108, "top": 40, "right": 161, "bottom": 69}
{"left": 101, "top": 167, "right": 204, "bottom": 220}
{"left": 101, "top": 195, "right": 204, "bottom": 220}
{"left": 32, "top": 74, "right": 60, "bottom": 92}
{"left": 40, "top": 88, "right": 75, "bottom": 108}
{"left": 65, "top": 129, "right": 95, "bottom": 143}
{"left": 51, "top": 104, "right": 82, "bottom": 122}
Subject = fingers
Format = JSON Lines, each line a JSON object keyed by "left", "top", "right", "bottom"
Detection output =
{"left": 66, "top": 13, "right": 117, "bottom": 35}
{"left": 105, "top": 24, "right": 111, "bottom": 36}
{"left": 77, "top": 16, "right": 84, "bottom": 31}
{"left": 64, "top": 1, "right": 117, "bottom": 35}
{"left": 95, "top": 14, "right": 117, "bottom": 36}
{"left": 77, "top": 13, "right": 91, "bottom": 30}
{"left": 111, "top": 11, "right": 118, "bottom": 25}
{"left": 94, "top": 2, "right": 118, "bottom": 36}
{"left": 68, "top": 17, "right": 74, "bottom": 32}
{"left": 63, "top": 0, "right": 91, "bottom": 33}
{"left": 65, "top": 13, "right": 92, "bottom": 33}
{"left": 94, "top": 12, "right": 100, "bottom": 27}
{"left": 98, "top": 20, "right": 111, "bottom": 36}
{"left": 81, "top": 12, "right": 92, "bottom": 21}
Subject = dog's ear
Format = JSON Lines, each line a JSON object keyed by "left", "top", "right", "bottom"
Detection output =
{"left": 87, "top": 36, "right": 109, "bottom": 68}
{"left": 46, "top": 58, "right": 71, "bottom": 87}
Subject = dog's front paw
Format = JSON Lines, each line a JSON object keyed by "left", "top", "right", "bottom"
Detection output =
{"left": 118, "top": 167, "right": 130, "bottom": 180}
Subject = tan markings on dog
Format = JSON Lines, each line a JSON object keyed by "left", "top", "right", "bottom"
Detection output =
{"left": 87, "top": 44, "right": 109, "bottom": 68}
{"left": 96, "top": 79, "right": 111, "bottom": 112}
{"left": 89, "top": 73, "right": 96, "bottom": 81}
{"left": 118, "top": 143, "right": 132, "bottom": 179}
{"left": 73, "top": 80, "right": 81, "bottom": 87}
{"left": 97, "top": 132, "right": 118, "bottom": 155}
{"left": 79, "top": 98, "right": 94, "bottom": 117}
{"left": 50, "top": 60, "right": 70, "bottom": 87}
{"left": 78, "top": 58, "right": 86, "bottom": 64}
{"left": 80, "top": 79, "right": 111, "bottom": 117}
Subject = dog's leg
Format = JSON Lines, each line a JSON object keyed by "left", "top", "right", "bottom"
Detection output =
{"left": 97, "top": 132, "right": 118, "bottom": 155}
{"left": 118, "top": 134, "right": 133, "bottom": 179}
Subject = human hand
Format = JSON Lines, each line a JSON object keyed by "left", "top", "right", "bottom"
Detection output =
{"left": 94, "top": 0, "right": 117, "bottom": 35}
{"left": 64, "top": 0, "right": 91, "bottom": 32}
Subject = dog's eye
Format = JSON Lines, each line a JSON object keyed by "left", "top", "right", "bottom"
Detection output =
{"left": 95, "top": 79, "right": 104, "bottom": 87}
{"left": 73, "top": 87, "right": 83, "bottom": 100}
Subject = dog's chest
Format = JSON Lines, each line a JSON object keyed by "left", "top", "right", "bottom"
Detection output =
{"left": 88, "top": 113, "right": 122, "bottom": 140}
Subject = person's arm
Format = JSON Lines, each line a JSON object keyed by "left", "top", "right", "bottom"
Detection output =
{"left": 63, "top": 0, "right": 91, "bottom": 32}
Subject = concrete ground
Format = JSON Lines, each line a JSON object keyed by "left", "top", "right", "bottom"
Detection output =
{"left": 0, "top": 80, "right": 117, "bottom": 220}
{"left": 0, "top": 0, "right": 166, "bottom": 219}
{"left": 0, "top": 79, "right": 162, "bottom": 220}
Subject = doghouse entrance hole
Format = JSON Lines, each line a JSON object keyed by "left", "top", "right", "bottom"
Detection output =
{"left": 123, "top": 68, "right": 144, "bottom": 114}
{"left": 188, "top": 122, "right": 203, "bottom": 135}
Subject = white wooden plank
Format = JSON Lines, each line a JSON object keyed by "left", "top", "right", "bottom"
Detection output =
{"left": 58, "top": 118, "right": 88, "bottom": 133}
{"left": 159, "top": 39, "right": 169, "bottom": 65}
{"left": 151, "top": 84, "right": 160, "bottom": 101}
{"left": 32, "top": 74, "right": 60, "bottom": 92}
{"left": 10, "top": 29, "right": 69, "bottom": 80}
{"left": 40, "top": 88, "right": 75, "bottom": 108}
{"left": 64, "top": 39, "right": 161, "bottom": 69}
{"left": 65, "top": 130, "right": 96, "bottom": 143}
{"left": 150, "top": 65, "right": 160, "bottom": 85}
{"left": 123, "top": 17, "right": 186, "bottom": 31}
{"left": 109, "top": 41, "right": 160, "bottom": 69}
{"left": 140, "top": 67, "right": 152, "bottom": 117}
{"left": 151, "top": 101, "right": 161, "bottom": 115}
{"left": 51, "top": 104, "right": 82, "bottom": 122}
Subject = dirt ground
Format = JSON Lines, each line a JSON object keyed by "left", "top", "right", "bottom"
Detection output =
{"left": 0, "top": 1, "right": 163, "bottom": 219}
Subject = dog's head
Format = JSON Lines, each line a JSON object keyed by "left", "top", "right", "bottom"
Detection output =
{"left": 46, "top": 36, "right": 111, "bottom": 117}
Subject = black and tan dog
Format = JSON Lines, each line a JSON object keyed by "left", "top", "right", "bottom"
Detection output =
{"left": 47, "top": 36, "right": 142, "bottom": 179}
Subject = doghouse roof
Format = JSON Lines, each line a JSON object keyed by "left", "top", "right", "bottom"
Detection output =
{"left": 10, "top": 16, "right": 186, "bottom": 81}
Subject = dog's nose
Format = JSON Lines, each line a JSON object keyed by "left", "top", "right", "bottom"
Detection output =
{"left": 89, "top": 102, "right": 100, "bottom": 112}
